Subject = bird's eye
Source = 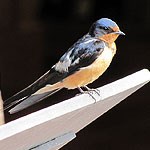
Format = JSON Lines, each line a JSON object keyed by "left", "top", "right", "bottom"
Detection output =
{"left": 104, "top": 27, "right": 109, "bottom": 30}
{"left": 99, "top": 26, "right": 109, "bottom": 30}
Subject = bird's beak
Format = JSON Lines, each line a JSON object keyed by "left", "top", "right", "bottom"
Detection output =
{"left": 114, "top": 30, "right": 125, "bottom": 35}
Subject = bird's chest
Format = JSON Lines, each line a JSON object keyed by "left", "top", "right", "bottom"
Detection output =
{"left": 61, "top": 47, "right": 115, "bottom": 89}
{"left": 77, "top": 47, "right": 114, "bottom": 85}
{"left": 90, "top": 47, "right": 114, "bottom": 73}
{"left": 98, "top": 47, "right": 114, "bottom": 63}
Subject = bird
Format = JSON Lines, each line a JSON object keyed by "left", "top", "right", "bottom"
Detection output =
{"left": 4, "top": 18, "right": 125, "bottom": 114}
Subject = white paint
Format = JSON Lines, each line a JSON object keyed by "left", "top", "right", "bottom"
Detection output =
{"left": 31, "top": 132, "right": 76, "bottom": 150}
{"left": 0, "top": 69, "right": 149, "bottom": 150}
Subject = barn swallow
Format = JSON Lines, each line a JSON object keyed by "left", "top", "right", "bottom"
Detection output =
{"left": 4, "top": 18, "right": 125, "bottom": 114}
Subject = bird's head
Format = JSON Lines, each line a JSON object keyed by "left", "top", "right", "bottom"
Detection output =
{"left": 89, "top": 18, "right": 125, "bottom": 43}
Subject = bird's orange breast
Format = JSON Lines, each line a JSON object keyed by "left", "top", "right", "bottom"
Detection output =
{"left": 61, "top": 46, "right": 115, "bottom": 89}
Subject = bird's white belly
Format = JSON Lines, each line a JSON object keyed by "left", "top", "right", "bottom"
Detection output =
{"left": 99, "top": 47, "right": 114, "bottom": 63}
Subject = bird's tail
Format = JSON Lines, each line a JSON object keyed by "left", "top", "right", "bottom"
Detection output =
{"left": 8, "top": 88, "right": 62, "bottom": 114}
{"left": 4, "top": 81, "right": 63, "bottom": 114}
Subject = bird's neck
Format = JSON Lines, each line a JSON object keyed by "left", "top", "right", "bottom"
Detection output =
{"left": 99, "top": 34, "right": 119, "bottom": 44}
{"left": 108, "top": 42, "right": 117, "bottom": 56}
{"left": 99, "top": 34, "right": 118, "bottom": 56}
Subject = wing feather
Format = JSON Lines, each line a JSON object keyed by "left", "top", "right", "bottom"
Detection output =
{"left": 4, "top": 36, "right": 105, "bottom": 112}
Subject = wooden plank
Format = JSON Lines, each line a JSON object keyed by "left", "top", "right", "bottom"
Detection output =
{"left": 0, "top": 91, "right": 5, "bottom": 125}
{"left": 30, "top": 132, "right": 76, "bottom": 150}
{"left": 0, "top": 69, "right": 149, "bottom": 150}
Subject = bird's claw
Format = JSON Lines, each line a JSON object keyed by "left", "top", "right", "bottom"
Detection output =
{"left": 77, "top": 86, "right": 101, "bottom": 102}
{"left": 83, "top": 86, "right": 100, "bottom": 96}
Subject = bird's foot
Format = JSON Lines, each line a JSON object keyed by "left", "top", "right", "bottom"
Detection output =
{"left": 77, "top": 87, "right": 100, "bottom": 102}
{"left": 83, "top": 86, "right": 100, "bottom": 96}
